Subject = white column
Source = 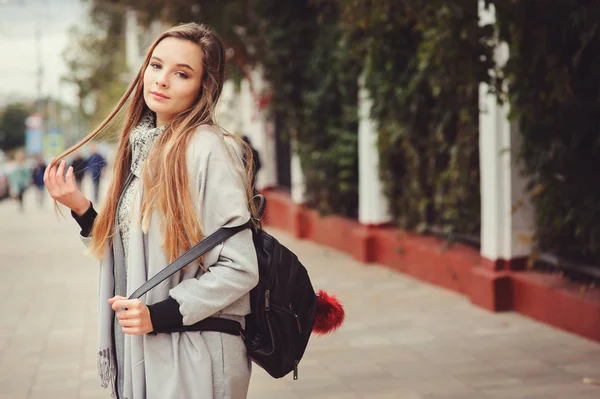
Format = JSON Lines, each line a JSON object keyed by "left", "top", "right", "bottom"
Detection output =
{"left": 217, "top": 80, "right": 239, "bottom": 133}
{"left": 478, "top": 1, "right": 534, "bottom": 263}
{"left": 125, "top": 9, "right": 142, "bottom": 76}
{"left": 358, "top": 74, "right": 391, "bottom": 225}
{"left": 290, "top": 136, "right": 306, "bottom": 204}
{"left": 238, "top": 69, "right": 277, "bottom": 190}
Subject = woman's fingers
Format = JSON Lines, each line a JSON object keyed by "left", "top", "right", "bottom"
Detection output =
{"left": 55, "top": 160, "right": 67, "bottom": 187}
{"left": 116, "top": 309, "right": 139, "bottom": 320}
{"left": 108, "top": 296, "right": 127, "bottom": 305}
{"left": 45, "top": 159, "right": 75, "bottom": 198}
{"left": 42, "top": 159, "right": 50, "bottom": 183}
{"left": 121, "top": 327, "right": 143, "bottom": 335}
{"left": 40, "top": 157, "right": 91, "bottom": 213}
{"left": 118, "top": 318, "right": 140, "bottom": 327}
{"left": 66, "top": 166, "right": 76, "bottom": 188}
{"left": 45, "top": 159, "right": 58, "bottom": 196}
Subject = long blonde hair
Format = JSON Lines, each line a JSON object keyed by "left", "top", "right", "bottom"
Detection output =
{"left": 52, "top": 23, "right": 258, "bottom": 261}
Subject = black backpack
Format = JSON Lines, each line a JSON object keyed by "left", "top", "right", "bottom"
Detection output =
{"left": 130, "top": 194, "right": 338, "bottom": 380}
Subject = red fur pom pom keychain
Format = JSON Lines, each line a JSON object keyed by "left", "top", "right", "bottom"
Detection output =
{"left": 312, "top": 290, "right": 345, "bottom": 335}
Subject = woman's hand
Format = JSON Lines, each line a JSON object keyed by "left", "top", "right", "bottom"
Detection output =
{"left": 109, "top": 296, "right": 154, "bottom": 335}
{"left": 44, "top": 158, "right": 91, "bottom": 215}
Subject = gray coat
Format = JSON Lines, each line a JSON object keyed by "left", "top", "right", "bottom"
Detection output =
{"left": 83, "top": 126, "right": 259, "bottom": 399}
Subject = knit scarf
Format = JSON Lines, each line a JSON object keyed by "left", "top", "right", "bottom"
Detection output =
{"left": 97, "top": 112, "right": 167, "bottom": 398}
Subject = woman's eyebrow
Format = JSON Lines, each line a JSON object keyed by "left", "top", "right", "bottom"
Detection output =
{"left": 151, "top": 56, "right": 195, "bottom": 72}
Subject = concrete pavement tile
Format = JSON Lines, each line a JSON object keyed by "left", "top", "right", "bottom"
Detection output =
{"left": 341, "top": 373, "right": 408, "bottom": 395}
{"left": 0, "top": 327, "right": 15, "bottom": 340}
{"left": 37, "top": 359, "right": 80, "bottom": 372}
{"left": 495, "top": 359, "right": 558, "bottom": 379}
{"left": 411, "top": 345, "right": 477, "bottom": 366}
{"left": 248, "top": 390, "right": 300, "bottom": 399}
{"left": 347, "top": 334, "right": 395, "bottom": 349}
{"left": 289, "top": 375, "right": 347, "bottom": 397}
{"left": 354, "top": 346, "right": 422, "bottom": 364}
{"left": 248, "top": 379, "right": 294, "bottom": 393}
{"left": 562, "top": 359, "right": 600, "bottom": 377}
{"left": 78, "top": 367, "right": 105, "bottom": 396}
{"left": 30, "top": 375, "right": 79, "bottom": 391}
{"left": 301, "top": 393, "right": 361, "bottom": 399}
{"left": 79, "top": 390, "right": 110, "bottom": 399}
{"left": 382, "top": 360, "right": 447, "bottom": 383}
{"left": 47, "top": 327, "right": 86, "bottom": 341}
{"left": 79, "top": 376, "right": 103, "bottom": 392}
{"left": 404, "top": 378, "right": 480, "bottom": 397}
{"left": 364, "top": 389, "right": 425, "bottom": 399}
{"left": 29, "top": 388, "right": 79, "bottom": 399}
{"left": 568, "top": 391, "right": 600, "bottom": 399}
{"left": 483, "top": 382, "right": 600, "bottom": 399}
{"left": 453, "top": 370, "right": 523, "bottom": 389}
{"left": 322, "top": 360, "right": 388, "bottom": 378}
{"left": 79, "top": 374, "right": 100, "bottom": 388}
{"left": 390, "top": 331, "right": 438, "bottom": 346}
{"left": 307, "top": 339, "right": 355, "bottom": 354}
{"left": 435, "top": 360, "right": 498, "bottom": 375}
{"left": 424, "top": 394, "right": 490, "bottom": 399}
{"left": 79, "top": 380, "right": 106, "bottom": 399}
{"left": 0, "top": 374, "right": 33, "bottom": 396}
{"left": 286, "top": 364, "right": 339, "bottom": 381}
{"left": 522, "top": 371, "right": 589, "bottom": 385}
{"left": 34, "top": 369, "right": 81, "bottom": 385}
{"left": 529, "top": 346, "right": 600, "bottom": 366}
{"left": 0, "top": 353, "right": 40, "bottom": 374}
{"left": 42, "top": 350, "right": 82, "bottom": 366}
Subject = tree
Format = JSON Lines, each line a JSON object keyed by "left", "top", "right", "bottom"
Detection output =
{"left": 0, "top": 103, "right": 32, "bottom": 151}
{"left": 62, "top": 2, "right": 128, "bottom": 138}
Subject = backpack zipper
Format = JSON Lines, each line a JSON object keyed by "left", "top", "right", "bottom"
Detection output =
{"left": 289, "top": 303, "right": 303, "bottom": 334}
{"left": 264, "top": 290, "right": 302, "bottom": 379}
{"left": 293, "top": 359, "right": 299, "bottom": 380}
{"left": 271, "top": 303, "right": 302, "bottom": 334}
{"left": 265, "top": 289, "right": 270, "bottom": 311}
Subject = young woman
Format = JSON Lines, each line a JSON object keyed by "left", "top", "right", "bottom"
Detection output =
{"left": 44, "top": 23, "right": 259, "bottom": 399}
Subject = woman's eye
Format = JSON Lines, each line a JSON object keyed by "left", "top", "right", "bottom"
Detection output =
{"left": 150, "top": 63, "right": 161, "bottom": 69}
{"left": 176, "top": 72, "right": 188, "bottom": 79}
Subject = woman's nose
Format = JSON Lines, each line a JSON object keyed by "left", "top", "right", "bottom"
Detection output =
{"left": 155, "top": 73, "right": 168, "bottom": 88}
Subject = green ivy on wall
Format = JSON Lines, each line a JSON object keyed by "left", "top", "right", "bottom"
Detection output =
{"left": 340, "top": 1, "right": 495, "bottom": 236}
{"left": 493, "top": 0, "right": 600, "bottom": 269}
{"left": 297, "top": 3, "right": 361, "bottom": 217}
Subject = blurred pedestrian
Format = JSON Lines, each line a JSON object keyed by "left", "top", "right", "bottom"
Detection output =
{"left": 44, "top": 23, "right": 258, "bottom": 398}
{"left": 31, "top": 154, "right": 47, "bottom": 207}
{"left": 70, "top": 150, "right": 87, "bottom": 188}
{"left": 8, "top": 150, "right": 30, "bottom": 212}
{"left": 85, "top": 143, "right": 107, "bottom": 203}
{"left": 242, "top": 135, "right": 261, "bottom": 192}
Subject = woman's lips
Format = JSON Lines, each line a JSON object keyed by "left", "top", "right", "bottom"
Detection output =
{"left": 150, "top": 91, "right": 169, "bottom": 100}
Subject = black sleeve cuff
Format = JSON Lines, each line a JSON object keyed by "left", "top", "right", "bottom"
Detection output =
{"left": 147, "top": 296, "right": 184, "bottom": 333}
{"left": 71, "top": 204, "right": 98, "bottom": 237}
{"left": 71, "top": 202, "right": 98, "bottom": 237}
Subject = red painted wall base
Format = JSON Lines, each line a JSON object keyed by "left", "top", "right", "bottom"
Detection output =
{"left": 261, "top": 189, "right": 600, "bottom": 343}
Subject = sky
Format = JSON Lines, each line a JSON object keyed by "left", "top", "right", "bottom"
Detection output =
{"left": 0, "top": 0, "right": 89, "bottom": 106}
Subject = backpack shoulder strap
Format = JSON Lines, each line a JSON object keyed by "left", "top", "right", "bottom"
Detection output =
{"left": 129, "top": 220, "right": 251, "bottom": 300}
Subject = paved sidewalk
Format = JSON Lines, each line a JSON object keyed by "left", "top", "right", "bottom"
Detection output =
{"left": 0, "top": 187, "right": 599, "bottom": 399}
